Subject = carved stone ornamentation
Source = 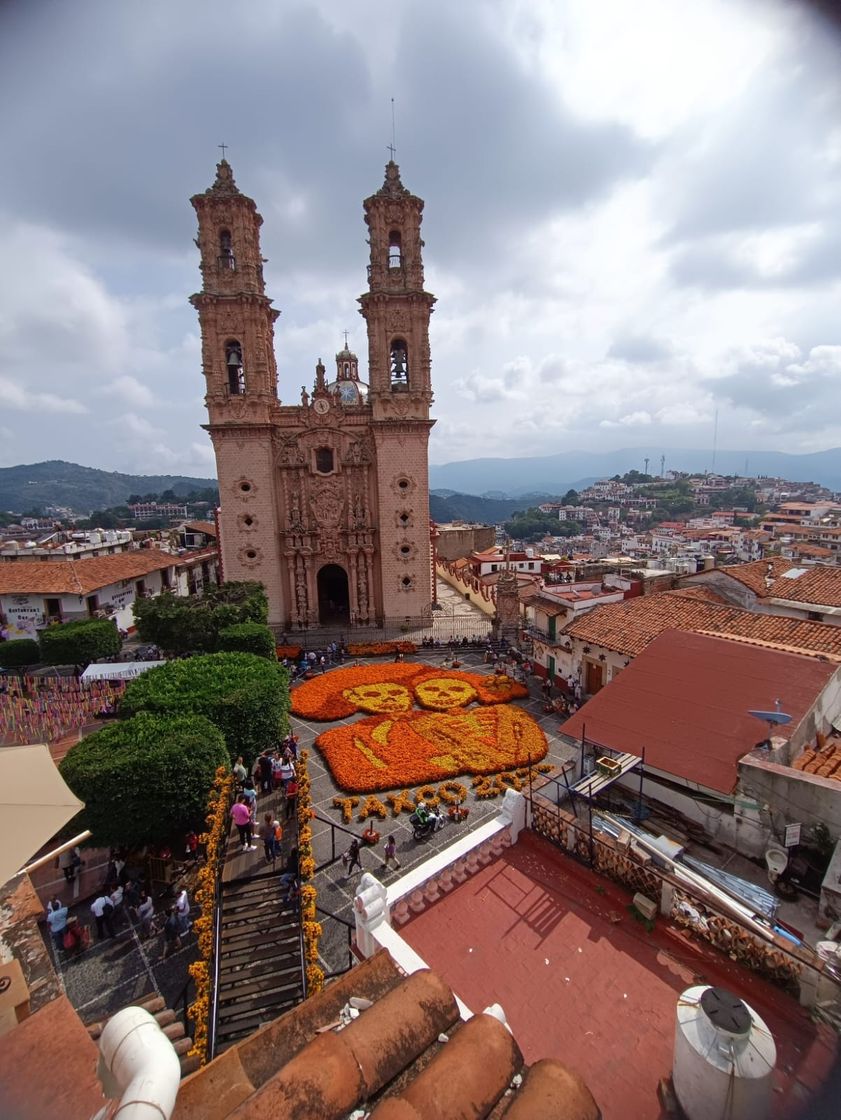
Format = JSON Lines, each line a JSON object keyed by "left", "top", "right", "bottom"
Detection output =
{"left": 311, "top": 482, "right": 344, "bottom": 529}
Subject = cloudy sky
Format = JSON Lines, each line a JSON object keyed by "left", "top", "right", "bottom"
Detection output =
{"left": 1, "top": 0, "right": 840, "bottom": 477}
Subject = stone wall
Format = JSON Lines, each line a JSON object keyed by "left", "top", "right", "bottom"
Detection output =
{"left": 435, "top": 525, "right": 495, "bottom": 562}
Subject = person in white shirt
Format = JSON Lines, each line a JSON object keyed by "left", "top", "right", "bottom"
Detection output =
{"left": 90, "top": 894, "right": 116, "bottom": 940}
{"left": 174, "top": 887, "right": 191, "bottom": 935}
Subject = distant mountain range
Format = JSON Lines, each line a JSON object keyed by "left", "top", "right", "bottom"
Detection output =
{"left": 0, "top": 461, "right": 218, "bottom": 515}
{"left": 429, "top": 446, "right": 841, "bottom": 496}
{"left": 4, "top": 444, "right": 840, "bottom": 523}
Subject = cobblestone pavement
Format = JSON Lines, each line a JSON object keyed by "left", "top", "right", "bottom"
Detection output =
{"left": 294, "top": 647, "right": 578, "bottom": 972}
{"left": 40, "top": 892, "right": 200, "bottom": 1026}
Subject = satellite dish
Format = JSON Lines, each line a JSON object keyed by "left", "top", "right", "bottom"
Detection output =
{"left": 748, "top": 698, "right": 792, "bottom": 728}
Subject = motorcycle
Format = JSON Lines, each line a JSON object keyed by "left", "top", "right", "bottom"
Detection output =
{"left": 409, "top": 809, "right": 445, "bottom": 841}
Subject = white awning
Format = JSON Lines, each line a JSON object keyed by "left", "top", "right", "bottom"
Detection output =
{"left": 80, "top": 661, "right": 162, "bottom": 681}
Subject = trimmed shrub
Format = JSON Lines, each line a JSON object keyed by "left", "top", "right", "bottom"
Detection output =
{"left": 59, "top": 712, "right": 228, "bottom": 848}
{"left": 39, "top": 618, "right": 121, "bottom": 667}
{"left": 0, "top": 639, "right": 40, "bottom": 669}
{"left": 217, "top": 622, "right": 276, "bottom": 660}
{"left": 121, "top": 652, "right": 289, "bottom": 765}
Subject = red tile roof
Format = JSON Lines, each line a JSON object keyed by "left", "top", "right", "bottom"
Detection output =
{"left": 182, "top": 520, "right": 217, "bottom": 536}
{"left": 793, "top": 738, "right": 841, "bottom": 781}
{"left": 705, "top": 559, "right": 841, "bottom": 606}
{"left": 0, "top": 550, "right": 177, "bottom": 596}
{"left": 562, "top": 631, "right": 837, "bottom": 792}
{"left": 563, "top": 589, "right": 841, "bottom": 658}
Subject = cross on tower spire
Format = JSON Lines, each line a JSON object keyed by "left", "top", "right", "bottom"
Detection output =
{"left": 343, "top": 329, "right": 349, "bottom": 348}
{"left": 218, "top": 142, "right": 228, "bottom": 160}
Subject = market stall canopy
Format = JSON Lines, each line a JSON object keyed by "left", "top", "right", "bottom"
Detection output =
{"left": 81, "top": 661, "right": 162, "bottom": 682}
{"left": 0, "top": 743, "right": 84, "bottom": 887}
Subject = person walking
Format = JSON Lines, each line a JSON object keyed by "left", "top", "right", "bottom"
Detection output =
{"left": 278, "top": 846, "right": 299, "bottom": 902}
{"left": 59, "top": 845, "right": 81, "bottom": 884}
{"left": 284, "top": 776, "right": 298, "bottom": 822}
{"left": 136, "top": 891, "right": 154, "bottom": 938}
{"left": 382, "top": 835, "right": 401, "bottom": 872}
{"left": 231, "top": 796, "right": 256, "bottom": 852}
{"left": 279, "top": 755, "right": 296, "bottom": 793}
{"left": 233, "top": 755, "right": 247, "bottom": 787}
{"left": 90, "top": 893, "right": 116, "bottom": 940}
{"left": 174, "top": 886, "right": 191, "bottom": 935}
{"left": 257, "top": 751, "right": 273, "bottom": 795}
{"left": 259, "top": 812, "right": 281, "bottom": 864}
{"left": 241, "top": 776, "right": 258, "bottom": 824}
{"left": 162, "top": 908, "right": 182, "bottom": 958}
{"left": 343, "top": 838, "right": 362, "bottom": 876}
{"left": 46, "top": 898, "right": 68, "bottom": 950}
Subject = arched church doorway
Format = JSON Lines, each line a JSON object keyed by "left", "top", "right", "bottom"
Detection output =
{"left": 317, "top": 564, "right": 350, "bottom": 625}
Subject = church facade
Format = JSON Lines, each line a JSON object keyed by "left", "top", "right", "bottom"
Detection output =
{"left": 190, "top": 159, "right": 436, "bottom": 632}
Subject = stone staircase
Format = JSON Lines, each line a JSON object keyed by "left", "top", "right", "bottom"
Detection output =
{"left": 85, "top": 992, "right": 200, "bottom": 1077}
{"left": 213, "top": 873, "right": 305, "bottom": 1054}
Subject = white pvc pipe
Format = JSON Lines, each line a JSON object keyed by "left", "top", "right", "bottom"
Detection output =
{"left": 22, "top": 830, "right": 92, "bottom": 874}
{"left": 94, "top": 1006, "right": 182, "bottom": 1120}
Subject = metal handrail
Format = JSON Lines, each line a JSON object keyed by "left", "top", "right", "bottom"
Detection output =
{"left": 313, "top": 810, "right": 359, "bottom": 872}
{"left": 316, "top": 904, "right": 356, "bottom": 978}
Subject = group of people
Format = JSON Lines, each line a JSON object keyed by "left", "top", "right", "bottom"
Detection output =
{"left": 46, "top": 863, "right": 190, "bottom": 960}
{"left": 230, "top": 738, "right": 302, "bottom": 904}
{"left": 342, "top": 828, "right": 401, "bottom": 876}
{"left": 284, "top": 642, "right": 348, "bottom": 680}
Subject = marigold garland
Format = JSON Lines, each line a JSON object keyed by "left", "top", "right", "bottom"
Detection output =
{"left": 316, "top": 704, "right": 547, "bottom": 793}
{"left": 347, "top": 640, "right": 416, "bottom": 657}
{"left": 187, "top": 766, "right": 233, "bottom": 1064}
{"left": 437, "top": 781, "right": 468, "bottom": 805}
{"left": 413, "top": 784, "right": 440, "bottom": 809}
{"left": 296, "top": 749, "right": 324, "bottom": 997}
{"left": 332, "top": 795, "right": 359, "bottom": 824}
{"left": 386, "top": 789, "right": 415, "bottom": 817}
{"left": 291, "top": 664, "right": 527, "bottom": 721}
{"left": 357, "top": 795, "right": 388, "bottom": 821}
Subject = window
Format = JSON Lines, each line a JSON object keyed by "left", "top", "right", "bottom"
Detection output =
{"left": 390, "top": 339, "right": 409, "bottom": 388}
{"left": 218, "top": 229, "right": 235, "bottom": 269}
{"left": 225, "top": 340, "right": 245, "bottom": 395}
{"left": 135, "top": 580, "right": 146, "bottom": 598}
{"left": 388, "top": 230, "right": 402, "bottom": 268}
{"left": 239, "top": 481, "right": 252, "bottom": 493}
{"left": 86, "top": 595, "right": 99, "bottom": 618}
{"left": 315, "top": 447, "right": 334, "bottom": 474}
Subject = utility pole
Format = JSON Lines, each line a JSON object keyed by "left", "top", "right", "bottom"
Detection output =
{"left": 660, "top": 454, "right": 665, "bottom": 478}
{"left": 643, "top": 456, "right": 650, "bottom": 477}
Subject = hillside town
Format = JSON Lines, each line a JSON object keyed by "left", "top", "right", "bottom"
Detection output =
{"left": 4, "top": 25, "right": 841, "bottom": 1113}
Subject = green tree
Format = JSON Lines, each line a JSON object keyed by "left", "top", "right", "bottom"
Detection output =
{"left": 217, "top": 622, "right": 277, "bottom": 659}
{"left": 0, "top": 639, "right": 40, "bottom": 669}
{"left": 561, "top": 489, "right": 580, "bottom": 506}
{"left": 134, "top": 581, "right": 268, "bottom": 656}
{"left": 59, "top": 712, "right": 228, "bottom": 848}
{"left": 121, "top": 652, "right": 289, "bottom": 765}
{"left": 39, "top": 619, "right": 121, "bottom": 667}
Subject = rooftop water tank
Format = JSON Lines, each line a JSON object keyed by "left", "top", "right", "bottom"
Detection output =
{"left": 673, "top": 986, "right": 776, "bottom": 1120}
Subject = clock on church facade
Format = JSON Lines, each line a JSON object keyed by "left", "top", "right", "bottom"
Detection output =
{"left": 189, "top": 158, "right": 436, "bottom": 631}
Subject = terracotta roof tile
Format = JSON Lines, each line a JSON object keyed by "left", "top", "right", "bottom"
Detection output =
{"left": 563, "top": 589, "right": 841, "bottom": 658}
{"left": 176, "top": 950, "right": 600, "bottom": 1120}
{"left": 793, "top": 740, "right": 841, "bottom": 780}
{"left": 0, "top": 550, "right": 177, "bottom": 596}
{"left": 706, "top": 559, "right": 841, "bottom": 606}
{"left": 368, "top": 1012, "right": 522, "bottom": 1119}
{"left": 183, "top": 520, "right": 217, "bottom": 536}
{"left": 562, "top": 631, "right": 837, "bottom": 793}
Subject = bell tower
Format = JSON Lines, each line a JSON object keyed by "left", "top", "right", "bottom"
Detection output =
{"left": 359, "top": 161, "right": 436, "bottom": 622}
{"left": 190, "top": 159, "right": 286, "bottom": 623}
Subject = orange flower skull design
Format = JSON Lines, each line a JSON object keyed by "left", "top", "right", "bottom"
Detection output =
{"left": 291, "top": 663, "right": 546, "bottom": 793}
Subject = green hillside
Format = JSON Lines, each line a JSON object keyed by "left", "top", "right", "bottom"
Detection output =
{"left": 0, "top": 461, "right": 218, "bottom": 515}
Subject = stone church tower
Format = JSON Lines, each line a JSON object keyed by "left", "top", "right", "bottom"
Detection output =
{"left": 190, "top": 159, "right": 436, "bottom": 632}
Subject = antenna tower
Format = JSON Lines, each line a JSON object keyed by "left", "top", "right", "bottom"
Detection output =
{"left": 660, "top": 454, "right": 665, "bottom": 478}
